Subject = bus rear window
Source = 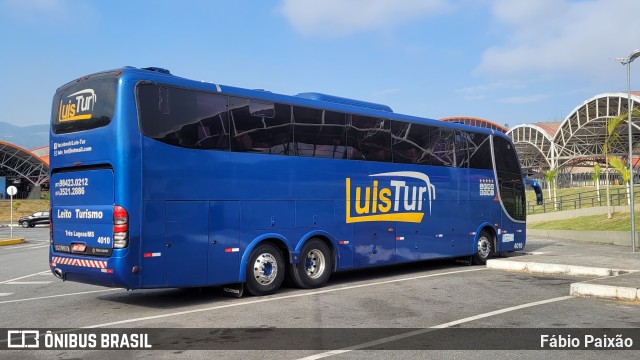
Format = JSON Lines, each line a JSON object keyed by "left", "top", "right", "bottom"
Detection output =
{"left": 51, "top": 77, "right": 117, "bottom": 134}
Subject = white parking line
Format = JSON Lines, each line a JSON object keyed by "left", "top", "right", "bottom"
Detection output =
{"left": 0, "top": 244, "right": 49, "bottom": 250}
{"left": 5, "top": 281, "right": 52, "bottom": 285}
{"left": 0, "top": 293, "right": 12, "bottom": 297}
{"left": 0, "top": 289, "right": 119, "bottom": 305}
{"left": 297, "top": 295, "right": 575, "bottom": 359}
{"left": 0, "top": 270, "right": 51, "bottom": 285}
{"left": 83, "top": 268, "right": 487, "bottom": 329}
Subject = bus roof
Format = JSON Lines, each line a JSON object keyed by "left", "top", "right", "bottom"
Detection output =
{"left": 69, "top": 66, "right": 504, "bottom": 139}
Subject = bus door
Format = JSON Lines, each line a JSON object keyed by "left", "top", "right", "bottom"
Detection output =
{"left": 353, "top": 222, "right": 396, "bottom": 267}
{"left": 164, "top": 201, "right": 208, "bottom": 287}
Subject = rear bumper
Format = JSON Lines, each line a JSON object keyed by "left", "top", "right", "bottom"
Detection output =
{"left": 49, "top": 250, "right": 137, "bottom": 288}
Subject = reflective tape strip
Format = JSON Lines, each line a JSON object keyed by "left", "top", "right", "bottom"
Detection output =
{"left": 339, "top": 241, "right": 349, "bottom": 245}
{"left": 51, "top": 256, "right": 107, "bottom": 269}
{"left": 224, "top": 248, "right": 240, "bottom": 253}
{"left": 396, "top": 237, "right": 405, "bottom": 241}
{"left": 143, "top": 252, "right": 162, "bottom": 258}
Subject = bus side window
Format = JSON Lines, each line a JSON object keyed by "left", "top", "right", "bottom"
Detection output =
{"left": 292, "top": 107, "right": 347, "bottom": 159}
{"left": 467, "top": 132, "right": 493, "bottom": 170}
{"left": 431, "top": 128, "right": 455, "bottom": 167}
{"left": 347, "top": 115, "right": 391, "bottom": 162}
{"left": 194, "top": 92, "right": 230, "bottom": 151}
{"left": 229, "top": 98, "right": 291, "bottom": 154}
{"left": 455, "top": 130, "right": 470, "bottom": 168}
{"left": 391, "top": 121, "right": 432, "bottom": 165}
{"left": 139, "top": 85, "right": 230, "bottom": 151}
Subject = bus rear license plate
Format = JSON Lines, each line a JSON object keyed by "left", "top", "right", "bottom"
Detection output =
{"left": 72, "top": 243, "right": 87, "bottom": 253}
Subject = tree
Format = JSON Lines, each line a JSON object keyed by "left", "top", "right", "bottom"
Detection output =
{"left": 544, "top": 169, "right": 558, "bottom": 210}
{"left": 608, "top": 155, "right": 631, "bottom": 205}
{"left": 603, "top": 111, "right": 628, "bottom": 218}
{"left": 602, "top": 109, "right": 640, "bottom": 212}
{"left": 592, "top": 164, "right": 601, "bottom": 202}
{"left": 12, "top": 200, "right": 21, "bottom": 212}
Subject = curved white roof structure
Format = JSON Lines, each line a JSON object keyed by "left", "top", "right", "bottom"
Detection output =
{"left": 507, "top": 92, "right": 640, "bottom": 176}
{"left": 0, "top": 142, "right": 49, "bottom": 187}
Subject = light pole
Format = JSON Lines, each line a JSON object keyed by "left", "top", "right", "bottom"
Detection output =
{"left": 616, "top": 49, "right": 640, "bottom": 253}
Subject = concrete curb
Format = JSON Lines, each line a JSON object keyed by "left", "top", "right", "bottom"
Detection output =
{"left": 570, "top": 282, "right": 640, "bottom": 302}
{"left": 0, "top": 238, "right": 25, "bottom": 246}
{"left": 487, "top": 258, "right": 640, "bottom": 302}
{"left": 486, "top": 259, "right": 631, "bottom": 277}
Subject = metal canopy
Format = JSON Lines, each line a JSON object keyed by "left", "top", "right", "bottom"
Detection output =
{"left": 0, "top": 141, "right": 49, "bottom": 186}
{"left": 507, "top": 92, "right": 640, "bottom": 175}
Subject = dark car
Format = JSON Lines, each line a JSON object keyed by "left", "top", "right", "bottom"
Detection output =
{"left": 19, "top": 211, "right": 50, "bottom": 228}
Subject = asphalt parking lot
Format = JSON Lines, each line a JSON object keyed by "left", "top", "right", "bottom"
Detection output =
{"left": 0, "top": 227, "right": 638, "bottom": 359}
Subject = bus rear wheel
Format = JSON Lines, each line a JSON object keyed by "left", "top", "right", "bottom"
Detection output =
{"left": 289, "top": 239, "right": 332, "bottom": 289}
{"left": 245, "top": 243, "right": 285, "bottom": 296}
{"left": 472, "top": 230, "right": 493, "bottom": 265}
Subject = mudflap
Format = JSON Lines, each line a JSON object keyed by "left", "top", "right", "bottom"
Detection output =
{"left": 220, "top": 283, "right": 244, "bottom": 298}
{"left": 455, "top": 256, "right": 473, "bottom": 266}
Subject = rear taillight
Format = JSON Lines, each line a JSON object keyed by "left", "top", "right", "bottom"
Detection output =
{"left": 113, "top": 205, "right": 129, "bottom": 249}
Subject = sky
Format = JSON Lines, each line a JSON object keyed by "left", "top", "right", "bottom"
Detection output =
{"left": 1, "top": 0, "right": 640, "bottom": 128}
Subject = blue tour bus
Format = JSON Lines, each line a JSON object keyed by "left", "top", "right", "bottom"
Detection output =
{"left": 49, "top": 67, "right": 534, "bottom": 296}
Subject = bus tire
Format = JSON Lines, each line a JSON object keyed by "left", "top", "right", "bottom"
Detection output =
{"left": 245, "top": 243, "right": 284, "bottom": 296}
{"left": 289, "top": 239, "right": 332, "bottom": 289}
{"left": 472, "top": 230, "right": 493, "bottom": 265}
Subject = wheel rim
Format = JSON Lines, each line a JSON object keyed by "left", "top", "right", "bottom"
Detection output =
{"left": 253, "top": 253, "right": 278, "bottom": 286}
{"left": 304, "top": 249, "right": 326, "bottom": 279}
{"left": 477, "top": 236, "right": 491, "bottom": 260}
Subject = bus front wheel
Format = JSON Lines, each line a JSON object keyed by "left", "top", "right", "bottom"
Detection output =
{"left": 289, "top": 239, "right": 332, "bottom": 289}
{"left": 472, "top": 230, "right": 493, "bottom": 265}
{"left": 245, "top": 243, "right": 285, "bottom": 296}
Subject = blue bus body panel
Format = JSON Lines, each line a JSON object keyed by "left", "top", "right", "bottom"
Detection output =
{"left": 51, "top": 170, "right": 114, "bottom": 250}
{"left": 138, "top": 138, "right": 508, "bottom": 286}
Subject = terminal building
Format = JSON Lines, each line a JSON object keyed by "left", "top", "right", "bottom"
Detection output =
{"left": 0, "top": 142, "right": 49, "bottom": 199}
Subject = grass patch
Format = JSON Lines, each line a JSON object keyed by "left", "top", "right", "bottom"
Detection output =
{"left": 0, "top": 200, "right": 50, "bottom": 224}
{"left": 528, "top": 212, "right": 640, "bottom": 231}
